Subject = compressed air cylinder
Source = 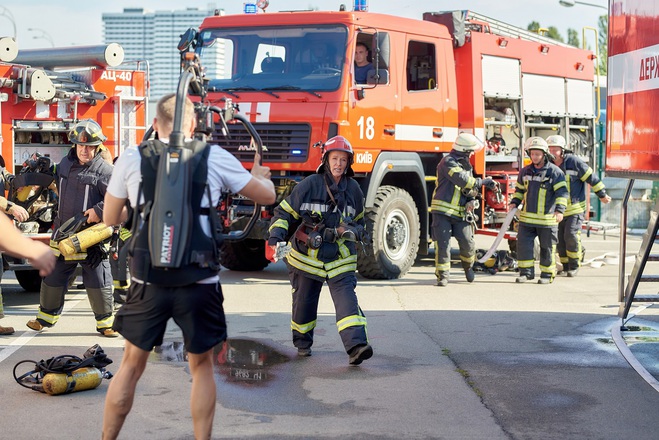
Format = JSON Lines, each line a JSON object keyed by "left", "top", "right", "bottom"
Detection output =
{"left": 42, "top": 367, "right": 103, "bottom": 395}
{"left": 58, "top": 223, "right": 113, "bottom": 257}
{"left": 17, "top": 186, "right": 33, "bottom": 202}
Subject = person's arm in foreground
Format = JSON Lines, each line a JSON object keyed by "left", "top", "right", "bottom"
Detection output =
{"left": 0, "top": 212, "right": 56, "bottom": 276}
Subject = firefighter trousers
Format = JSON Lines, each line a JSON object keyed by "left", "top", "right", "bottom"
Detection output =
{"left": 431, "top": 213, "right": 475, "bottom": 279}
{"left": 557, "top": 213, "right": 583, "bottom": 270}
{"left": 517, "top": 224, "right": 557, "bottom": 280}
{"left": 288, "top": 269, "right": 368, "bottom": 353}
{"left": 35, "top": 256, "right": 114, "bottom": 331}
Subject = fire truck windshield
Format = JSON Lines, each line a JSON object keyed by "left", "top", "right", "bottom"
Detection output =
{"left": 199, "top": 25, "right": 347, "bottom": 93}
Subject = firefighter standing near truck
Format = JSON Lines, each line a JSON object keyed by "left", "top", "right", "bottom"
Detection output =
{"left": 267, "top": 136, "right": 373, "bottom": 365}
{"left": 430, "top": 133, "right": 497, "bottom": 287}
{"left": 547, "top": 135, "right": 611, "bottom": 277}
{"left": 26, "top": 119, "right": 117, "bottom": 336}
{"left": 511, "top": 137, "right": 568, "bottom": 284}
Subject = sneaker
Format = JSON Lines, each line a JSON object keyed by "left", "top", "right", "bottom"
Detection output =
{"left": 567, "top": 268, "right": 579, "bottom": 278}
{"left": 348, "top": 344, "right": 373, "bottom": 366}
{"left": 537, "top": 278, "right": 552, "bottom": 285}
{"left": 0, "top": 325, "right": 15, "bottom": 335}
{"left": 465, "top": 268, "right": 475, "bottom": 283}
{"left": 297, "top": 348, "right": 312, "bottom": 357}
{"left": 436, "top": 278, "right": 449, "bottom": 287}
{"left": 100, "top": 328, "right": 119, "bottom": 337}
{"left": 26, "top": 319, "right": 44, "bottom": 331}
{"left": 515, "top": 275, "right": 532, "bottom": 283}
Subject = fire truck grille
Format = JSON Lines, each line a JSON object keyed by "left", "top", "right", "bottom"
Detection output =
{"left": 211, "top": 123, "right": 310, "bottom": 163}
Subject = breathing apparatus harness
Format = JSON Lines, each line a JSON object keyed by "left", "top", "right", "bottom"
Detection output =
{"left": 129, "top": 28, "right": 265, "bottom": 282}
{"left": 13, "top": 344, "right": 113, "bottom": 395}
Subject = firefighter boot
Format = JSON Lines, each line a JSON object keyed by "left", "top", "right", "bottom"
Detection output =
{"left": 348, "top": 344, "right": 373, "bottom": 366}
{"left": 463, "top": 264, "right": 475, "bottom": 283}
{"left": 436, "top": 272, "right": 449, "bottom": 287}
{"left": 0, "top": 325, "right": 15, "bottom": 335}
{"left": 516, "top": 269, "right": 534, "bottom": 284}
{"left": 567, "top": 259, "right": 580, "bottom": 278}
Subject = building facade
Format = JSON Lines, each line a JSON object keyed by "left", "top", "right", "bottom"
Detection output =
{"left": 102, "top": 6, "right": 222, "bottom": 104}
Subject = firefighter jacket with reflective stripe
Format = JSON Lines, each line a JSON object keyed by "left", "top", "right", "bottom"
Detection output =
{"left": 430, "top": 150, "right": 480, "bottom": 220}
{"left": 51, "top": 149, "right": 113, "bottom": 259}
{"left": 511, "top": 162, "right": 568, "bottom": 227}
{"left": 268, "top": 173, "right": 365, "bottom": 282}
{"left": 556, "top": 154, "right": 607, "bottom": 217}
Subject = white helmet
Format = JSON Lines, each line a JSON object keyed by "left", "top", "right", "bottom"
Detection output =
{"left": 524, "top": 136, "right": 549, "bottom": 153}
{"left": 452, "top": 133, "right": 484, "bottom": 153}
{"left": 546, "top": 135, "right": 567, "bottom": 150}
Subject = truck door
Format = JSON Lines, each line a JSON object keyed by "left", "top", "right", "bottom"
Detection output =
{"left": 398, "top": 37, "right": 451, "bottom": 152}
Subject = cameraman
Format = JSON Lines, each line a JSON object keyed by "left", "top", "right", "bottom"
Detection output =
{"left": 268, "top": 136, "right": 373, "bottom": 366}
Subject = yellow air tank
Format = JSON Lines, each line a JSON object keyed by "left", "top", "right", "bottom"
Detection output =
{"left": 58, "top": 223, "right": 113, "bottom": 257}
{"left": 41, "top": 367, "right": 103, "bottom": 395}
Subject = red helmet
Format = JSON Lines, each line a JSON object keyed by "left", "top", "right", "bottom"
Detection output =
{"left": 316, "top": 136, "right": 354, "bottom": 176}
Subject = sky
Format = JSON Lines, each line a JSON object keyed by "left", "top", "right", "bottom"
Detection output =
{"left": 2, "top": 1, "right": 608, "bottom": 50}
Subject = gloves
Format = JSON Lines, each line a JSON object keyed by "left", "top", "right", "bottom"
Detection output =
{"left": 86, "top": 244, "right": 108, "bottom": 269}
{"left": 482, "top": 177, "right": 498, "bottom": 190}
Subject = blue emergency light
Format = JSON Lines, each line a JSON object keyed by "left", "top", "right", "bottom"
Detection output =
{"left": 244, "top": 3, "right": 258, "bottom": 14}
{"left": 353, "top": 0, "right": 368, "bottom": 11}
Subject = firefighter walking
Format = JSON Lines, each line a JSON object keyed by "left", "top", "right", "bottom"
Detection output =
{"left": 26, "top": 119, "right": 117, "bottom": 336}
{"left": 430, "top": 133, "right": 497, "bottom": 287}
{"left": 547, "top": 135, "right": 611, "bottom": 277}
{"left": 268, "top": 136, "right": 373, "bottom": 365}
{"left": 511, "top": 137, "right": 568, "bottom": 284}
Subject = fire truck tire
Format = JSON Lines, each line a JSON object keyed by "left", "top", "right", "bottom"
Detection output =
{"left": 358, "top": 186, "right": 419, "bottom": 279}
{"left": 220, "top": 239, "right": 270, "bottom": 271}
{"left": 15, "top": 269, "right": 42, "bottom": 292}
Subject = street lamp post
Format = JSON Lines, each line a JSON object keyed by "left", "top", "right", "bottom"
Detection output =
{"left": 559, "top": 0, "right": 608, "bottom": 10}
{"left": 0, "top": 6, "right": 17, "bottom": 39}
{"left": 27, "top": 28, "right": 55, "bottom": 47}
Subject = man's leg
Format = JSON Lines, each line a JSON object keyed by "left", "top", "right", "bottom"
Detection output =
{"left": 454, "top": 219, "right": 476, "bottom": 282}
{"left": 431, "top": 213, "right": 452, "bottom": 286}
{"left": 102, "top": 341, "right": 150, "bottom": 440}
{"left": 188, "top": 349, "right": 216, "bottom": 439}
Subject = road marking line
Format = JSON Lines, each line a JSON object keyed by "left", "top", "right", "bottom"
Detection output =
{"left": 0, "top": 292, "right": 88, "bottom": 364}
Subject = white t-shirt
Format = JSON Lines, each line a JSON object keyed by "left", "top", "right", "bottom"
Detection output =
{"left": 107, "top": 142, "right": 253, "bottom": 283}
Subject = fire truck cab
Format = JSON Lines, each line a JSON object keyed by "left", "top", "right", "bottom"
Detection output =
{"left": 196, "top": 8, "right": 596, "bottom": 279}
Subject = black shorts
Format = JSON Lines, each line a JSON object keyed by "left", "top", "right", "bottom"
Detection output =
{"left": 113, "top": 281, "right": 227, "bottom": 354}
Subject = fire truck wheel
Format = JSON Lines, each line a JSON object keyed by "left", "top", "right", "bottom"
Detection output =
{"left": 15, "top": 269, "right": 42, "bottom": 292}
{"left": 358, "top": 186, "right": 420, "bottom": 280}
{"left": 220, "top": 239, "right": 270, "bottom": 271}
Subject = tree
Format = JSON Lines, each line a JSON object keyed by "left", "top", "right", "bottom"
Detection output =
{"left": 598, "top": 15, "right": 608, "bottom": 75}
{"left": 567, "top": 29, "right": 580, "bottom": 48}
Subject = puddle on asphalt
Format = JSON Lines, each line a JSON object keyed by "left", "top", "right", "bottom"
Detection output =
{"left": 150, "top": 338, "right": 291, "bottom": 385}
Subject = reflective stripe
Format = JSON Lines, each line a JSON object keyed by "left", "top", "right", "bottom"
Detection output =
{"left": 96, "top": 315, "right": 114, "bottom": 329}
{"left": 291, "top": 319, "right": 316, "bottom": 334}
{"left": 565, "top": 200, "right": 587, "bottom": 216}
{"left": 435, "top": 262, "right": 450, "bottom": 271}
{"left": 459, "top": 254, "right": 475, "bottom": 264}
{"left": 337, "top": 314, "right": 367, "bottom": 333}
{"left": 280, "top": 200, "right": 301, "bottom": 220}
{"left": 36, "top": 310, "right": 59, "bottom": 325}
{"left": 518, "top": 259, "right": 535, "bottom": 269}
{"left": 269, "top": 218, "right": 289, "bottom": 232}
{"left": 299, "top": 202, "right": 330, "bottom": 213}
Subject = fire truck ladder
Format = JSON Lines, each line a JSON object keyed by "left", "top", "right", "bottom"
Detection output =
{"left": 618, "top": 180, "right": 659, "bottom": 322}
{"left": 464, "top": 11, "right": 573, "bottom": 48}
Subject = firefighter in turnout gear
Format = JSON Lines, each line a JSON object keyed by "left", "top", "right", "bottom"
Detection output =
{"left": 430, "top": 133, "right": 498, "bottom": 287}
{"left": 268, "top": 136, "right": 373, "bottom": 365}
{"left": 547, "top": 135, "right": 611, "bottom": 277}
{"left": 511, "top": 137, "right": 568, "bottom": 284}
{"left": 26, "top": 119, "right": 117, "bottom": 336}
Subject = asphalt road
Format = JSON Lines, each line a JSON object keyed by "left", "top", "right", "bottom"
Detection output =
{"left": 1, "top": 230, "right": 658, "bottom": 440}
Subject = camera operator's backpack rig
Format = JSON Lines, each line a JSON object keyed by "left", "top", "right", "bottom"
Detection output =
{"left": 13, "top": 344, "right": 113, "bottom": 395}
{"left": 128, "top": 28, "right": 265, "bottom": 279}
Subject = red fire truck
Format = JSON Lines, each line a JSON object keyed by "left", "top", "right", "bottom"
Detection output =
{"left": 0, "top": 38, "right": 147, "bottom": 290}
{"left": 606, "top": 0, "right": 659, "bottom": 320}
{"left": 195, "top": 7, "right": 596, "bottom": 279}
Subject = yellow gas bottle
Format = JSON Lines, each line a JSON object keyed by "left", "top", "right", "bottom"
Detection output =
{"left": 58, "top": 223, "right": 113, "bottom": 257}
{"left": 16, "top": 186, "right": 33, "bottom": 201}
{"left": 41, "top": 367, "right": 103, "bottom": 395}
